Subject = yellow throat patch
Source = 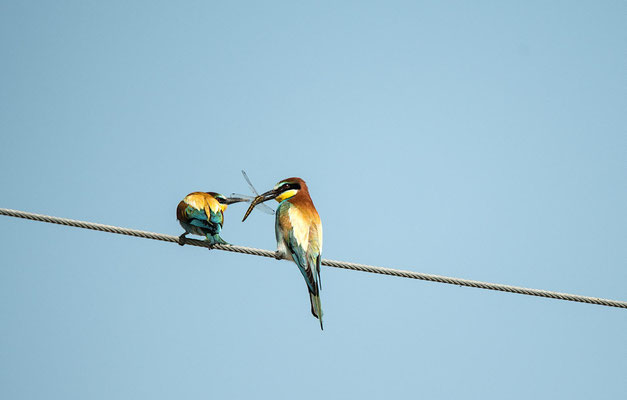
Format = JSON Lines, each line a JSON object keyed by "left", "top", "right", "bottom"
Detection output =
{"left": 276, "top": 189, "right": 297, "bottom": 202}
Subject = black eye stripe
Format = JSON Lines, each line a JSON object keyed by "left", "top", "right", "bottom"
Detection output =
{"left": 281, "top": 183, "right": 301, "bottom": 191}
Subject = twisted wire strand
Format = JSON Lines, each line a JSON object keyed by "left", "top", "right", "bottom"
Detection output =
{"left": 1, "top": 207, "right": 625, "bottom": 309}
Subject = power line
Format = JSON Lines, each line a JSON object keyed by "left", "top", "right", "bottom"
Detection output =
{"left": 1, "top": 207, "right": 625, "bottom": 309}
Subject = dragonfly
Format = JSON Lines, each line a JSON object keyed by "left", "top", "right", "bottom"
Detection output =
{"left": 230, "top": 170, "right": 275, "bottom": 215}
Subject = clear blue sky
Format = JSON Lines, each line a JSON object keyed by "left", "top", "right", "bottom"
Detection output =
{"left": 1, "top": 1, "right": 625, "bottom": 399}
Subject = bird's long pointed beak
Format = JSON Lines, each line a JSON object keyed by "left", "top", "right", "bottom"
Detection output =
{"left": 225, "top": 196, "right": 247, "bottom": 205}
{"left": 242, "top": 188, "right": 280, "bottom": 222}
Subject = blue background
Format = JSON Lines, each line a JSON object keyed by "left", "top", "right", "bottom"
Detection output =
{"left": 1, "top": 1, "right": 625, "bottom": 399}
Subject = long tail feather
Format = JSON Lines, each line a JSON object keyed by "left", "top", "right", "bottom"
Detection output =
{"left": 206, "top": 234, "right": 228, "bottom": 246}
{"left": 309, "top": 292, "right": 324, "bottom": 330}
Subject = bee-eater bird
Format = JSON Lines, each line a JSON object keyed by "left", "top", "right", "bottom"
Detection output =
{"left": 242, "top": 178, "right": 324, "bottom": 330}
{"left": 177, "top": 192, "right": 244, "bottom": 247}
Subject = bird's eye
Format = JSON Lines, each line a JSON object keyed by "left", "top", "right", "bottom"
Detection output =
{"left": 217, "top": 197, "right": 226, "bottom": 204}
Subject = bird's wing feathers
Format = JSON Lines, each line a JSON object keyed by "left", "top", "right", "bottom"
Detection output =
{"left": 185, "top": 206, "right": 209, "bottom": 222}
{"left": 207, "top": 207, "right": 224, "bottom": 228}
{"left": 310, "top": 224, "right": 322, "bottom": 290}
{"left": 183, "top": 206, "right": 219, "bottom": 232}
{"left": 201, "top": 196, "right": 224, "bottom": 228}
{"left": 188, "top": 217, "right": 212, "bottom": 229}
{"left": 279, "top": 203, "right": 322, "bottom": 295}
{"left": 181, "top": 196, "right": 222, "bottom": 234}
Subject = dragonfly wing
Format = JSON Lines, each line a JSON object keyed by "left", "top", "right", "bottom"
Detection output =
{"left": 242, "top": 170, "right": 260, "bottom": 196}
{"left": 237, "top": 170, "right": 276, "bottom": 215}
{"left": 231, "top": 192, "right": 275, "bottom": 215}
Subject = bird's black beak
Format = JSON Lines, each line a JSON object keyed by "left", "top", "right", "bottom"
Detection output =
{"left": 225, "top": 197, "right": 247, "bottom": 205}
{"left": 242, "top": 188, "right": 280, "bottom": 222}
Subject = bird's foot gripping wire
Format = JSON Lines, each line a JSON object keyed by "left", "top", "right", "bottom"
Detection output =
{"left": 274, "top": 251, "right": 283, "bottom": 260}
{"left": 178, "top": 233, "right": 187, "bottom": 246}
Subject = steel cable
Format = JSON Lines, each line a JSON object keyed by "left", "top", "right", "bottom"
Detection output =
{"left": 1, "top": 207, "right": 625, "bottom": 309}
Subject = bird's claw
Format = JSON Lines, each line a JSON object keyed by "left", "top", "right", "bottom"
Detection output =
{"left": 178, "top": 234, "right": 187, "bottom": 246}
{"left": 274, "top": 251, "right": 283, "bottom": 260}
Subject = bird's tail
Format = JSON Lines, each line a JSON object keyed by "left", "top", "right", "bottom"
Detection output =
{"left": 206, "top": 234, "right": 228, "bottom": 246}
{"left": 309, "top": 292, "right": 324, "bottom": 330}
